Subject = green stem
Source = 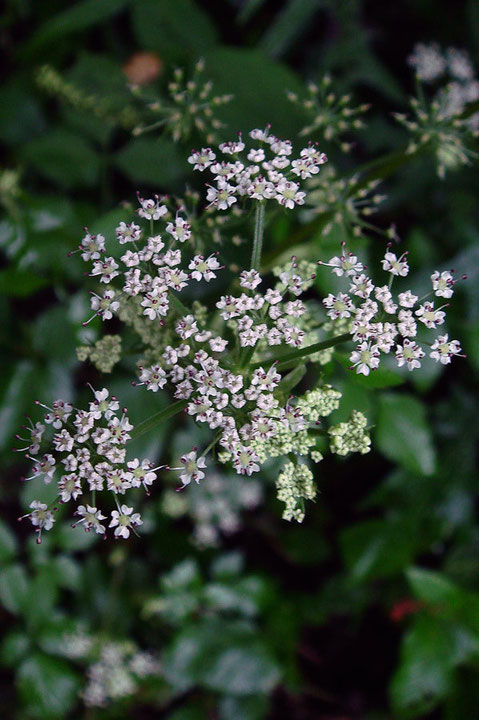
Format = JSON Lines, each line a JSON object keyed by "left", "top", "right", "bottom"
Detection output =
{"left": 250, "top": 332, "right": 351, "bottom": 371}
{"left": 130, "top": 399, "right": 188, "bottom": 440}
{"left": 250, "top": 202, "right": 265, "bottom": 270}
{"left": 169, "top": 291, "right": 190, "bottom": 316}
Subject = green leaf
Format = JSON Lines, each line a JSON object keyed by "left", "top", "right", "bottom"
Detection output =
{"left": 336, "top": 353, "right": 404, "bottom": 388}
{"left": 407, "top": 568, "right": 463, "bottom": 609}
{"left": 0, "top": 564, "right": 30, "bottom": 614}
{"left": 56, "top": 523, "right": 100, "bottom": 552}
{"left": 203, "top": 47, "right": 306, "bottom": 139}
{"left": 23, "top": 0, "right": 130, "bottom": 53}
{"left": 203, "top": 581, "right": 260, "bottom": 618}
{"left": 219, "top": 694, "right": 269, "bottom": 720}
{"left": 340, "top": 517, "right": 419, "bottom": 582}
{"left": 0, "top": 631, "right": 30, "bottom": 667}
{"left": 21, "top": 130, "right": 100, "bottom": 188}
{"left": 18, "top": 654, "right": 80, "bottom": 720}
{"left": 376, "top": 394, "right": 436, "bottom": 476}
{"left": 31, "top": 306, "right": 78, "bottom": 362}
{"left": 260, "top": 0, "right": 325, "bottom": 59}
{"left": 0, "top": 520, "right": 18, "bottom": 563}
{"left": 0, "top": 83, "right": 46, "bottom": 145}
{"left": 52, "top": 556, "right": 81, "bottom": 591}
{"left": 131, "top": 0, "right": 218, "bottom": 61}
{"left": 163, "top": 619, "right": 280, "bottom": 695}
{"left": 0, "top": 268, "right": 49, "bottom": 297}
{"left": 25, "top": 569, "right": 60, "bottom": 629}
{"left": 390, "top": 615, "right": 455, "bottom": 718}
{"left": 114, "top": 137, "right": 185, "bottom": 188}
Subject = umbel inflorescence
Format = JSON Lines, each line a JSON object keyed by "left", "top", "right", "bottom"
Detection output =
{"left": 16, "top": 127, "right": 463, "bottom": 541}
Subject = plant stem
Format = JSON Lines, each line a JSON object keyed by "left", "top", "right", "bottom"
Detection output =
{"left": 250, "top": 332, "right": 351, "bottom": 371}
{"left": 250, "top": 202, "right": 265, "bottom": 270}
{"left": 169, "top": 291, "right": 190, "bottom": 316}
{"left": 130, "top": 399, "right": 188, "bottom": 440}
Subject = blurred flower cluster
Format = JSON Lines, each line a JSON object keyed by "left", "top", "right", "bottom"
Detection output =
{"left": 397, "top": 43, "right": 479, "bottom": 177}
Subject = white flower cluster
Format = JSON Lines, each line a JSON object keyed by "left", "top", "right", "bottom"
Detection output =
{"left": 162, "top": 469, "right": 262, "bottom": 547}
{"left": 399, "top": 44, "right": 479, "bottom": 177}
{"left": 408, "top": 43, "right": 476, "bottom": 88}
{"left": 276, "top": 461, "right": 316, "bottom": 523}
{"left": 62, "top": 635, "right": 159, "bottom": 709}
{"left": 287, "top": 74, "right": 370, "bottom": 150}
{"left": 77, "top": 197, "right": 224, "bottom": 331}
{"left": 328, "top": 410, "right": 371, "bottom": 456}
{"left": 188, "top": 126, "right": 327, "bottom": 210}
{"left": 16, "top": 388, "right": 161, "bottom": 541}
{"left": 73, "top": 191, "right": 341, "bottom": 498}
{"left": 319, "top": 242, "right": 463, "bottom": 375}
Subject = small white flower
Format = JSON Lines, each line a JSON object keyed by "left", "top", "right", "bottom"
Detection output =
{"left": 89, "top": 289, "right": 120, "bottom": 321}
{"left": 415, "top": 301, "right": 446, "bottom": 328}
{"left": 219, "top": 140, "right": 246, "bottom": 155}
{"left": 398, "top": 290, "right": 418, "bottom": 308}
{"left": 176, "top": 315, "right": 198, "bottom": 339}
{"left": 381, "top": 250, "right": 409, "bottom": 277}
{"left": 323, "top": 292, "right": 354, "bottom": 320}
{"left": 178, "top": 450, "right": 207, "bottom": 487}
{"left": 188, "top": 148, "right": 216, "bottom": 171}
{"left": 22, "top": 500, "right": 55, "bottom": 533}
{"left": 137, "top": 196, "right": 167, "bottom": 221}
{"left": 91, "top": 256, "right": 119, "bottom": 283}
{"left": 58, "top": 473, "right": 82, "bottom": 502}
{"left": 350, "top": 342, "right": 380, "bottom": 375}
{"left": 276, "top": 180, "right": 306, "bottom": 209}
{"left": 239, "top": 269, "right": 262, "bottom": 290}
{"left": 233, "top": 446, "right": 260, "bottom": 476}
{"left": 430, "top": 334, "right": 462, "bottom": 364}
{"left": 138, "top": 365, "right": 167, "bottom": 392}
{"left": 395, "top": 339, "right": 425, "bottom": 371}
{"left": 80, "top": 232, "right": 105, "bottom": 261}
{"left": 109, "top": 505, "right": 143, "bottom": 539}
{"left": 349, "top": 273, "right": 374, "bottom": 299}
{"left": 74, "top": 505, "right": 107, "bottom": 534}
{"left": 189, "top": 254, "right": 221, "bottom": 282}
{"left": 116, "top": 222, "right": 142, "bottom": 244}
{"left": 166, "top": 216, "right": 191, "bottom": 243}
{"left": 209, "top": 337, "right": 228, "bottom": 352}
{"left": 141, "top": 288, "right": 169, "bottom": 320}
{"left": 431, "top": 270, "right": 455, "bottom": 298}
{"left": 206, "top": 181, "right": 237, "bottom": 210}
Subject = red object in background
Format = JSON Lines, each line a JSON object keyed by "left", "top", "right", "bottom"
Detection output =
{"left": 123, "top": 52, "right": 163, "bottom": 85}
{"left": 390, "top": 597, "right": 424, "bottom": 622}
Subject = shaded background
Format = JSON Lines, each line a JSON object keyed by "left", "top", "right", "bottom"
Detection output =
{"left": 1, "top": 1, "right": 479, "bottom": 718}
